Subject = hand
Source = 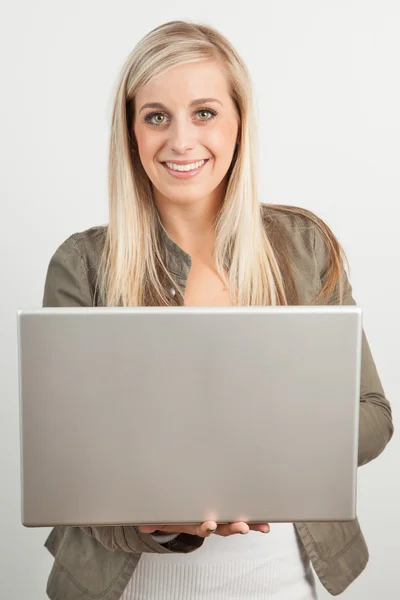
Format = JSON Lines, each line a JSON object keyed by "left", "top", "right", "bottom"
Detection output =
{"left": 137, "top": 521, "right": 270, "bottom": 537}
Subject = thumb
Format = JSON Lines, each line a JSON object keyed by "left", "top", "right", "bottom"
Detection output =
{"left": 137, "top": 525, "right": 158, "bottom": 533}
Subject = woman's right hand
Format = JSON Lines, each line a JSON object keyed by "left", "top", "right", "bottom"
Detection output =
{"left": 138, "top": 520, "right": 270, "bottom": 537}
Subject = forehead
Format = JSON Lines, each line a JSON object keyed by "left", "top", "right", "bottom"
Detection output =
{"left": 136, "top": 60, "right": 230, "bottom": 105}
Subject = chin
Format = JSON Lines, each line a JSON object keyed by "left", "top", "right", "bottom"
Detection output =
{"left": 164, "top": 192, "right": 207, "bottom": 206}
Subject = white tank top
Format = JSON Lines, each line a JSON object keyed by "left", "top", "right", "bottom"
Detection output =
{"left": 120, "top": 523, "right": 318, "bottom": 599}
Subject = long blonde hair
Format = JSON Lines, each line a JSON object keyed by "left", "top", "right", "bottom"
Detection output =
{"left": 97, "top": 20, "right": 348, "bottom": 307}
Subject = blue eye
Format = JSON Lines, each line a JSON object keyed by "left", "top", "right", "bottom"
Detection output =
{"left": 144, "top": 108, "right": 218, "bottom": 127}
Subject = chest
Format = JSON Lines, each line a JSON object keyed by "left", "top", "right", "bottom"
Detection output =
{"left": 183, "top": 263, "right": 232, "bottom": 306}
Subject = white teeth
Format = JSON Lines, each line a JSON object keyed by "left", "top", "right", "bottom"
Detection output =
{"left": 165, "top": 159, "right": 206, "bottom": 172}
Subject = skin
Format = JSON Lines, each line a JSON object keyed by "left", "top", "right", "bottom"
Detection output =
{"left": 133, "top": 60, "right": 270, "bottom": 538}
{"left": 133, "top": 59, "right": 238, "bottom": 257}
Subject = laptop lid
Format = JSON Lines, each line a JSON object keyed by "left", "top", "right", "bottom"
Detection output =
{"left": 17, "top": 306, "right": 362, "bottom": 526}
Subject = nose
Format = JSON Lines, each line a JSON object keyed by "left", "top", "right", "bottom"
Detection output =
{"left": 167, "top": 117, "right": 197, "bottom": 154}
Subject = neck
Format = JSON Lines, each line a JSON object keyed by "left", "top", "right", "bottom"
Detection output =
{"left": 154, "top": 192, "right": 225, "bottom": 260}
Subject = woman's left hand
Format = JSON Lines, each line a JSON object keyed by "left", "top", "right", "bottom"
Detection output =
{"left": 137, "top": 521, "right": 270, "bottom": 537}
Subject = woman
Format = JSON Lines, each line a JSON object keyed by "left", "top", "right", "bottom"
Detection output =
{"left": 42, "top": 20, "right": 394, "bottom": 600}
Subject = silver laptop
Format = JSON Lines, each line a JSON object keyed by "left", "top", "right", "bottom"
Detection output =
{"left": 17, "top": 306, "right": 362, "bottom": 527}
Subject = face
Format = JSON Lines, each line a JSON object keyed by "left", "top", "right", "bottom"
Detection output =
{"left": 133, "top": 60, "right": 240, "bottom": 210}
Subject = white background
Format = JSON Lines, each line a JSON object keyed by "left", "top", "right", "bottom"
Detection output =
{"left": 1, "top": 1, "right": 399, "bottom": 598}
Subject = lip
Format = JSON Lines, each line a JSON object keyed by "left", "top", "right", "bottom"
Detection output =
{"left": 161, "top": 158, "right": 210, "bottom": 180}
{"left": 161, "top": 159, "right": 210, "bottom": 165}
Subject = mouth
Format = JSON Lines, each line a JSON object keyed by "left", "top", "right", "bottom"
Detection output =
{"left": 160, "top": 158, "right": 210, "bottom": 179}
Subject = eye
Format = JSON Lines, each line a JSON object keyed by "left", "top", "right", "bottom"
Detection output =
{"left": 197, "top": 109, "right": 217, "bottom": 121}
{"left": 143, "top": 108, "right": 218, "bottom": 127}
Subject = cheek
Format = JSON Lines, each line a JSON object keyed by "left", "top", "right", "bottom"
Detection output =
{"left": 206, "top": 126, "right": 237, "bottom": 159}
{"left": 134, "top": 126, "right": 158, "bottom": 161}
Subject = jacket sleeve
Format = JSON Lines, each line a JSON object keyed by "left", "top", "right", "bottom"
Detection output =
{"left": 42, "top": 234, "right": 204, "bottom": 554}
{"left": 313, "top": 225, "right": 394, "bottom": 467}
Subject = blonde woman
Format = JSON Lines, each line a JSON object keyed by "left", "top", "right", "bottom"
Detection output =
{"left": 42, "top": 20, "right": 393, "bottom": 600}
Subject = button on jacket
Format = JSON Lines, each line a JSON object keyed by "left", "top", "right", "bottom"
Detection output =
{"left": 41, "top": 204, "right": 394, "bottom": 599}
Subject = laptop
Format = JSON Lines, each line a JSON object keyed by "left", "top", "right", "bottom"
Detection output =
{"left": 17, "top": 306, "right": 362, "bottom": 527}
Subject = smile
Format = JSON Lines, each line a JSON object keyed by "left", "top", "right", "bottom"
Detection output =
{"left": 161, "top": 159, "right": 210, "bottom": 179}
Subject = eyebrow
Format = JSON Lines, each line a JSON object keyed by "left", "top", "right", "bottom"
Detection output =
{"left": 139, "top": 97, "right": 223, "bottom": 114}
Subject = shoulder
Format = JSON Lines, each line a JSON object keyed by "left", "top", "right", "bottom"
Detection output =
{"left": 50, "top": 224, "right": 107, "bottom": 266}
{"left": 259, "top": 202, "right": 320, "bottom": 268}
{"left": 43, "top": 225, "right": 108, "bottom": 307}
{"left": 259, "top": 203, "right": 346, "bottom": 303}
{"left": 260, "top": 202, "right": 318, "bottom": 242}
{"left": 260, "top": 202, "right": 339, "bottom": 266}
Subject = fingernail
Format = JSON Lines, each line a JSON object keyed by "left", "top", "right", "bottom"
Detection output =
{"left": 240, "top": 530, "right": 248, "bottom": 535}
{"left": 207, "top": 528, "right": 217, "bottom": 532}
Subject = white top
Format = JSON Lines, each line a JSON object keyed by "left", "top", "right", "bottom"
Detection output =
{"left": 120, "top": 523, "right": 318, "bottom": 599}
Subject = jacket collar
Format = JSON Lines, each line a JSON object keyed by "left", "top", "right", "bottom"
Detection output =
{"left": 155, "top": 209, "right": 232, "bottom": 280}
{"left": 156, "top": 211, "right": 192, "bottom": 280}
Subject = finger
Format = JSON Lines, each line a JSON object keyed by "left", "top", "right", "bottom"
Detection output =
{"left": 163, "top": 521, "right": 217, "bottom": 537}
{"left": 137, "top": 525, "right": 159, "bottom": 533}
{"left": 215, "top": 522, "right": 250, "bottom": 537}
{"left": 248, "top": 523, "right": 270, "bottom": 533}
{"left": 137, "top": 522, "right": 218, "bottom": 537}
{"left": 192, "top": 521, "right": 218, "bottom": 537}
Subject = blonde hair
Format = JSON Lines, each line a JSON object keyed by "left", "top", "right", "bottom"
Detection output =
{"left": 97, "top": 20, "right": 348, "bottom": 307}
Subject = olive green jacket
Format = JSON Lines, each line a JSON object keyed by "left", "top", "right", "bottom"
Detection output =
{"left": 41, "top": 205, "right": 394, "bottom": 599}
